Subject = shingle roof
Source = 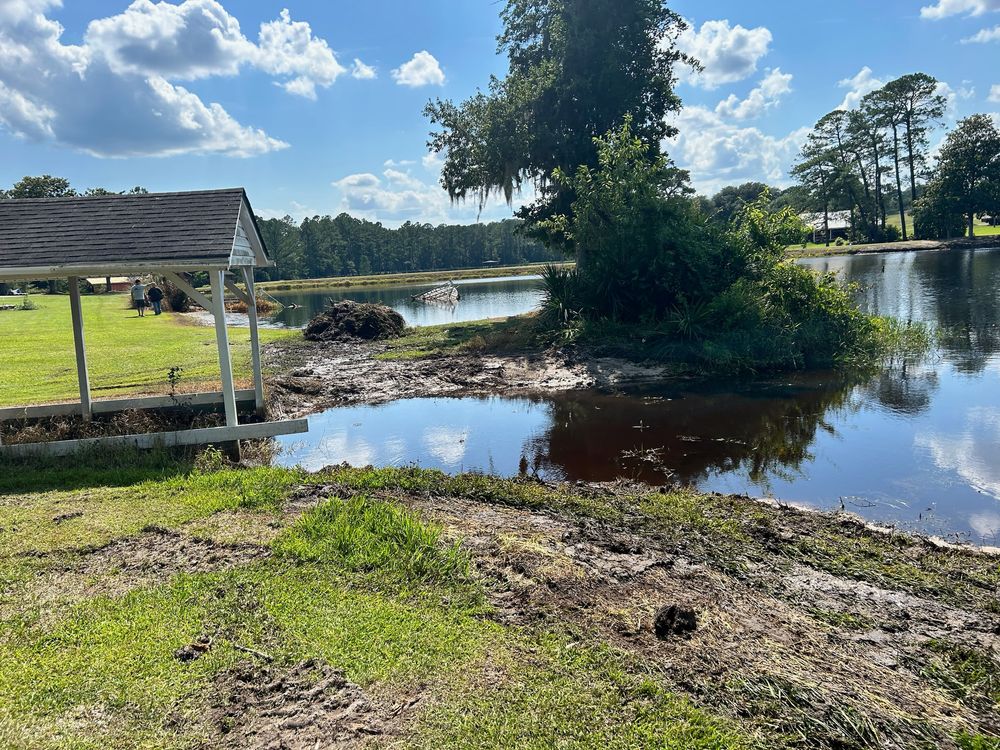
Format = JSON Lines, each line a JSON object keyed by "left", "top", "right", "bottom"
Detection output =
{"left": 0, "top": 188, "right": 263, "bottom": 275}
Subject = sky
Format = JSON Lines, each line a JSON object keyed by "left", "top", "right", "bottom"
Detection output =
{"left": 1, "top": 0, "right": 999, "bottom": 227}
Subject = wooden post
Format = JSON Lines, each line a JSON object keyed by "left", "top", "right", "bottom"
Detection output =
{"left": 68, "top": 276, "right": 92, "bottom": 421}
{"left": 241, "top": 267, "right": 265, "bottom": 417}
{"left": 210, "top": 271, "right": 239, "bottom": 429}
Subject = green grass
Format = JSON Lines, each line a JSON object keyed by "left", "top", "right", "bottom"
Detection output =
{"left": 258, "top": 262, "right": 572, "bottom": 292}
{"left": 0, "top": 462, "right": 763, "bottom": 750}
{"left": 0, "top": 294, "right": 298, "bottom": 406}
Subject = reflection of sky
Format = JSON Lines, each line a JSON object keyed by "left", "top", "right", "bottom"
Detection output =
{"left": 270, "top": 277, "right": 545, "bottom": 328}
{"left": 277, "top": 248, "right": 1000, "bottom": 540}
{"left": 277, "top": 396, "right": 550, "bottom": 475}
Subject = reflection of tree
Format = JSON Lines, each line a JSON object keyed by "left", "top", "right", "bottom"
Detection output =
{"left": 837, "top": 248, "right": 1000, "bottom": 373}
{"left": 521, "top": 377, "right": 862, "bottom": 486}
{"left": 857, "top": 362, "right": 939, "bottom": 415}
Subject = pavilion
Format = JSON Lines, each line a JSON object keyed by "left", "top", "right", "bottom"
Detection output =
{"left": 0, "top": 188, "right": 307, "bottom": 457}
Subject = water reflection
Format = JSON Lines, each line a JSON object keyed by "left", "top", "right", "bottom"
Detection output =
{"left": 278, "top": 247, "right": 1000, "bottom": 539}
{"left": 269, "top": 276, "right": 544, "bottom": 328}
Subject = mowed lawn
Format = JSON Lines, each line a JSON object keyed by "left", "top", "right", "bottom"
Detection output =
{"left": 0, "top": 294, "right": 298, "bottom": 407}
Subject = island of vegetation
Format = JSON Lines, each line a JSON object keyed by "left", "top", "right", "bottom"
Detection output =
{"left": 2, "top": 1, "right": 1000, "bottom": 749}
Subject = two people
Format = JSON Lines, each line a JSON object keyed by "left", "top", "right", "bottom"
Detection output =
{"left": 130, "top": 279, "right": 165, "bottom": 317}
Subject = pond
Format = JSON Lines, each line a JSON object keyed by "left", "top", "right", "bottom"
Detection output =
{"left": 276, "top": 247, "right": 1000, "bottom": 541}
{"left": 268, "top": 275, "right": 545, "bottom": 328}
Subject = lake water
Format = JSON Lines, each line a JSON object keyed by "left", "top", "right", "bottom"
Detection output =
{"left": 269, "top": 275, "right": 545, "bottom": 328}
{"left": 276, "top": 248, "right": 1000, "bottom": 541}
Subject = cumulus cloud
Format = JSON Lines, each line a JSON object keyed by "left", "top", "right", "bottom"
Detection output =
{"left": 990, "top": 84, "right": 1000, "bottom": 102}
{"left": 964, "top": 24, "right": 1000, "bottom": 41}
{"left": 392, "top": 50, "right": 445, "bottom": 87}
{"left": 0, "top": 0, "right": 363, "bottom": 156}
{"left": 676, "top": 19, "right": 772, "bottom": 89}
{"left": 351, "top": 57, "right": 376, "bottom": 79}
{"left": 667, "top": 105, "right": 809, "bottom": 195}
{"left": 836, "top": 66, "right": 887, "bottom": 110}
{"left": 921, "top": 0, "right": 1000, "bottom": 18}
{"left": 714, "top": 68, "right": 792, "bottom": 120}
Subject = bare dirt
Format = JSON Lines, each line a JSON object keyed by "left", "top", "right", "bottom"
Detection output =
{"left": 266, "top": 339, "right": 671, "bottom": 417}
{"left": 29, "top": 527, "right": 270, "bottom": 611}
{"left": 290, "top": 483, "right": 1000, "bottom": 748}
{"left": 203, "top": 659, "right": 391, "bottom": 750}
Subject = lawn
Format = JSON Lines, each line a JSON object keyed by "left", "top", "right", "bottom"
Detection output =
{"left": 0, "top": 294, "right": 298, "bottom": 407}
{"left": 1, "top": 456, "right": 997, "bottom": 748}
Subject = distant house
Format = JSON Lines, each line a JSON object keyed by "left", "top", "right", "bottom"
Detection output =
{"left": 85, "top": 275, "right": 133, "bottom": 292}
{"left": 799, "top": 210, "right": 851, "bottom": 243}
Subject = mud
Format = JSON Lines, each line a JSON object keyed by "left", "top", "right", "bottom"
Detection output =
{"left": 304, "top": 300, "right": 406, "bottom": 343}
{"left": 267, "top": 339, "right": 672, "bottom": 417}
{"left": 34, "top": 527, "right": 270, "bottom": 609}
{"left": 204, "top": 659, "right": 389, "bottom": 750}
{"left": 283, "top": 486, "right": 1000, "bottom": 748}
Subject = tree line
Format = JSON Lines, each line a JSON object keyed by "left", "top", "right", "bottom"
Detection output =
{"left": 0, "top": 175, "right": 559, "bottom": 283}
{"left": 255, "top": 214, "right": 558, "bottom": 281}
{"left": 788, "top": 72, "right": 1000, "bottom": 243}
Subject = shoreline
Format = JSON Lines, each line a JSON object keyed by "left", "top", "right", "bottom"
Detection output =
{"left": 787, "top": 234, "right": 1000, "bottom": 259}
{"left": 257, "top": 261, "right": 571, "bottom": 292}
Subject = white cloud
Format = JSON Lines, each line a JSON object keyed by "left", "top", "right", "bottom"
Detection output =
{"left": 351, "top": 57, "right": 376, "bottom": 80}
{"left": 836, "top": 66, "right": 887, "bottom": 110}
{"left": 392, "top": 50, "right": 445, "bottom": 87}
{"left": 964, "top": 24, "right": 1000, "bottom": 41}
{"left": 254, "top": 9, "right": 345, "bottom": 99}
{"left": 0, "top": 0, "right": 367, "bottom": 156}
{"left": 921, "top": 0, "right": 1000, "bottom": 18}
{"left": 676, "top": 19, "right": 772, "bottom": 89}
{"left": 958, "top": 80, "right": 976, "bottom": 98}
{"left": 668, "top": 105, "right": 809, "bottom": 194}
{"left": 331, "top": 158, "right": 530, "bottom": 226}
{"left": 714, "top": 68, "right": 792, "bottom": 120}
{"left": 422, "top": 150, "right": 444, "bottom": 170}
{"left": 989, "top": 84, "right": 1000, "bottom": 102}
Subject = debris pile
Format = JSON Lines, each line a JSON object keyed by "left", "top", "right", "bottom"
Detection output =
{"left": 304, "top": 300, "right": 406, "bottom": 342}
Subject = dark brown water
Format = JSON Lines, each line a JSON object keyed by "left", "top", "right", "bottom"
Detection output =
{"left": 277, "top": 248, "right": 1000, "bottom": 541}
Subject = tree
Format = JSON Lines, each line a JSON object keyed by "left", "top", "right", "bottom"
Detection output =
{"left": 883, "top": 73, "right": 947, "bottom": 204}
{"left": 934, "top": 114, "right": 1000, "bottom": 238}
{"left": 2, "top": 175, "right": 75, "bottom": 199}
{"left": 792, "top": 130, "right": 846, "bottom": 246}
{"left": 424, "top": 0, "right": 691, "bottom": 264}
{"left": 847, "top": 104, "right": 889, "bottom": 230}
{"left": 863, "top": 87, "right": 910, "bottom": 240}
{"left": 708, "top": 182, "right": 775, "bottom": 223}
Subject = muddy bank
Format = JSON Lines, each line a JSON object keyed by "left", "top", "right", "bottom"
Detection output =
{"left": 266, "top": 338, "right": 671, "bottom": 417}
{"left": 291, "top": 477, "right": 1000, "bottom": 748}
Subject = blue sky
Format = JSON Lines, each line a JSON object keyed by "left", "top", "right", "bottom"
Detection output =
{"left": 1, "top": 0, "right": 998, "bottom": 226}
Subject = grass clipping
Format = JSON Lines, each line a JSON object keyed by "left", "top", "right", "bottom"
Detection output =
{"left": 304, "top": 300, "right": 406, "bottom": 342}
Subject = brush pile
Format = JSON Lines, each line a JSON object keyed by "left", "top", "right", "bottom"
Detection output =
{"left": 304, "top": 300, "right": 406, "bottom": 342}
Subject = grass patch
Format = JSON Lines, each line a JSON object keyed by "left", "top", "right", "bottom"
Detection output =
{"left": 414, "top": 635, "right": 759, "bottom": 750}
{"left": 0, "top": 294, "right": 297, "bottom": 406}
{"left": 917, "top": 640, "right": 1000, "bottom": 710}
{"left": 377, "top": 316, "right": 544, "bottom": 360}
{"left": 273, "top": 496, "right": 471, "bottom": 584}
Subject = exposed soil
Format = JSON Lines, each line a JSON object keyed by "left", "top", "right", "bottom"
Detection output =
{"left": 203, "top": 659, "right": 390, "bottom": 750}
{"left": 32, "top": 527, "right": 270, "bottom": 609}
{"left": 267, "top": 339, "right": 671, "bottom": 417}
{"left": 290, "top": 483, "right": 1000, "bottom": 748}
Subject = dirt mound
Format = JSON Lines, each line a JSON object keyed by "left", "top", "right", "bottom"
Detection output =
{"left": 207, "top": 659, "right": 386, "bottom": 749}
{"left": 304, "top": 300, "right": 405, "bottom": 342}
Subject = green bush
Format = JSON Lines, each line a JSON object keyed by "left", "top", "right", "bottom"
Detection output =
{"left": 535, "top": 119, "right": 885, "bottom": 371}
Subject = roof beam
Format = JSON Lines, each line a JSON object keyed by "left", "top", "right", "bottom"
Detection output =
{"left": 163, "top": 271, "right": 213, "bottom": 311}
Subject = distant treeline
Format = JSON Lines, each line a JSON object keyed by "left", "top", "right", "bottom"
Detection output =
{"left": 255, "top": 214, "right": 560, "bottom": 281}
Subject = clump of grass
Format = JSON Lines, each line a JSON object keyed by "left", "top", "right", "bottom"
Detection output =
{"left": 917, "top": 640, "right": 1000, "bottom": 710}
{"left": 805, "top": 608, "right": 874, "bottom": 631}
{"left": 273, "top": 496, "right": 470, "bottom": 584}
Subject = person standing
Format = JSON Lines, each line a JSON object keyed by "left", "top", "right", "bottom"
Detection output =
{"left": 147, "top": 283, "right": 164, "bottom": 315}
{"left": 130, "top": 278, "right": 147, "bottom": 317}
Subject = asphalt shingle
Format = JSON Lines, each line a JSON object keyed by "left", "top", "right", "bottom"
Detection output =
{"left": 0, "top": 189, "right": 250, "bottom": 271}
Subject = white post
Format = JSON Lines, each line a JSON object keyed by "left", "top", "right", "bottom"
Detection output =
{"left": 210, "top": 271, "right": 239, "bottom": 428}
{"left": 241, "top": 267, "right": 265, "bottom": 417}
{"left": 68, "top": 276, "right": 92, "bottom": 421}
